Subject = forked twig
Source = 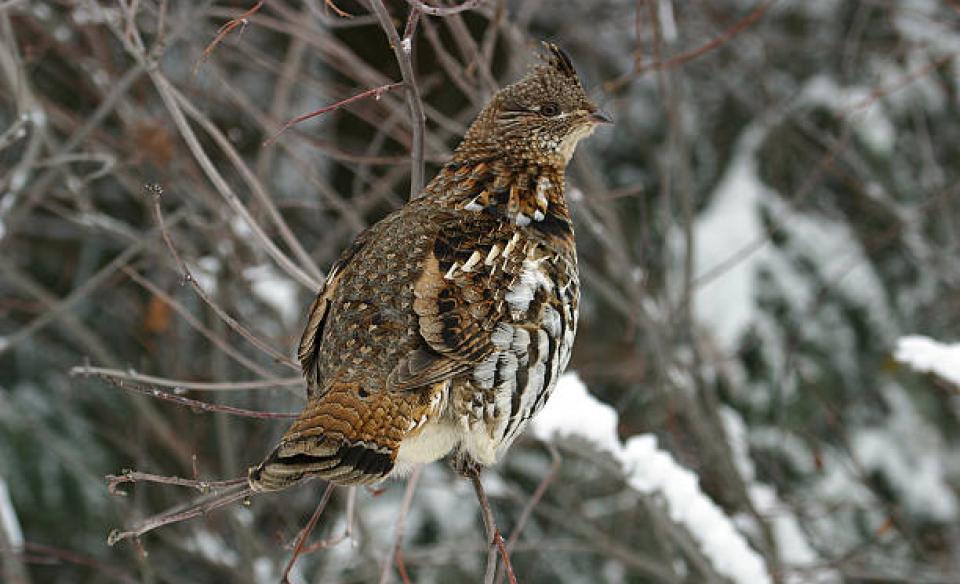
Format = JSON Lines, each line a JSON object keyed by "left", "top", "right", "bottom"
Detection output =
{"left": 379, "top": 467, "right": 422, "bottom": 584}
{"left": 87, "top": 373, "right": 296, "bottom": 420}
{"left": 106, "top": 471, "right": 247, "bottom": 496}
{"left": 264, "top": 82, "right": 405, "bottom": 146}
{"left": 495, "top": 443, "right": 561, "bottom": 584}
{"left": 470, "top": 470, "right": 517, "bottom": 584}
{"left": 281, "top": 482, "right": 337, "bottom": 583}
{"left": 108, "top": 484, "right": 254, "bottom": 546}
{"left": 406, "top": 0, "right": 486, "bottom": 16}
{"left": 146, "top": 184, "right": 299, "bottom": 369}
{"left": 195, "top": 0, "right": 266, "bottom": 76}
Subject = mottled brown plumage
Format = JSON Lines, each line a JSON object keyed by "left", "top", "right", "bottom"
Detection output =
{"left": 249, "top": 43, "right": 610, "bottom": 491}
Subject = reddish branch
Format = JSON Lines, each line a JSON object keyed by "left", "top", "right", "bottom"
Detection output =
{"left": 264, "top": 82, "right": 405, "bottom": 145}
{"left": 606, "top": 1, "right": 773, "bottom": 91}
{"left": 88, "top": 373, "right": 296, "bottom": 420}
{"left": 281, "top": 482, "right": 336, "bottom": 583}
{"left": 195, "top": 1, "right": 266, "bottom": 75}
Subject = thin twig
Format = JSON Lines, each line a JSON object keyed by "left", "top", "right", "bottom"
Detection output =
{"left": 281, "top": 482, "right": 336, "bottom": 583}
{"left": 495, "top": 443, "right": 561, "bottom": 584}
{"left": 195, "top": 0, "right": 266, "bottom": 76}
{"left": 264, "top": 82, "right": 405, "bottom": 145}
{"left": 92, "top": 374, "right": 297, "bottom": 419}
{"left": 369, "top": 0, "right": 427, "bottom": 198}
{"left": 120, "top": 266, "right": 283, "bottom": 379}
{"left": 70, "top": 365, "right": 300, "bottom": 392}
{"left": 302, "top": 486, "right": 356, "bottom": 552}
{"left": 147, "top": 185, "right": 299, "bottom": 369}
{"left": 405, "top": 0, "right": 486, "bottom": 16}
{"left": 148, "top": 72, "right": 322, "bottom": 290}
{"left": 105, "top": 471, "right": 247, "bottom": 496}
{"left": 108, "top": 485, "right": 254, "bottom": 546}
{"left": 470, "top": 470, "right": 517, "bottom": 584}
{"left": 605, "top": 0, "right": 773, "bottom": 92}
{"left": 18, "top": 542, "right": 137, "bottom": 584}
{"left": 379, "top": 467, "right": 422, "bottom": 584}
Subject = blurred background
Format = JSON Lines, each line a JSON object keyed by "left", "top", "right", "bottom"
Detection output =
{"left": 1, "top": 0, "right": 959, "bottom": 582}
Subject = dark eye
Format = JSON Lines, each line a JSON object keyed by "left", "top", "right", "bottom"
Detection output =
{"left": 540, "top": 102, "right": 560, "bottom": 117}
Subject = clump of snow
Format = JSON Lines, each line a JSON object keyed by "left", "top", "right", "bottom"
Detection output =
{"left": 720, "top": 408, "right": 840, "bottom": 584}
{"left": 243, "top": 264, "right": 300, "bottom": 326}
{"left": 690, "top": 126, "right": 773, "bottom": 350}
{"left": 895, "top": 335, "right": 960, "bottom": 387}
{"left": 803, "top": 75, "right": 896, "bottom": 154}
{"left": 533, "top": 373, "right": 773, "bottom": 584}
{"left": 851, "top": 384, "right": 958, "bottom": 522}
{"left": 690, "top": 120, "right": 893, "bottom": 364}
{"left": 0, "top": 477, "right": 24, "bottom": 549}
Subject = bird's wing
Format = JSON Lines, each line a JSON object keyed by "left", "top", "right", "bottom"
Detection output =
{"left": 388, "top": 214, "right": 530, "bottom": 391}
{"left": 298, "top": 228, "right": 375, "bottom": 398}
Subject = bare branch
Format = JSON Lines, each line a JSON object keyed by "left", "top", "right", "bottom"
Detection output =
{"left": 147, "top": 186, "right": 299, "bottom": 370}
{"left": 379, "top": 466, "right": 422, "bottom": 584}
{"left": 106, "top": 471, "right": 247, "bottom": 496}
{"left": 69, "top": 364, "right": 300, "bottom": 392}
{"left": 281, "top": 482, "right": 337, "bottom": 583}
{"left": 108, "top": 485, "right": 254, "bottom": 546}
{"left": 369, "top": 0, "right": 427, "bottom": 198}
{"left": 87, "top": 373, "right": 297, "bottom": 420}
{"left": 405, "top": 0, "right": 487, "bottom": 17}
{"left": 264, "top": 82, "right": 405, "bottom": 145}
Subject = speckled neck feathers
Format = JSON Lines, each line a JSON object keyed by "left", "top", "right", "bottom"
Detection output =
{"left": 421, "top": 156, "right": 572, "bottom": 239}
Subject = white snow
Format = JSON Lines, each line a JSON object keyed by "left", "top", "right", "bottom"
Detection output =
{"left": 533, "top": 373, "right": 773, "bottom": 584}
{"left": 803, "top": 75, "right": 896, "bottom": 154}
{"left": 401, "top": 37, "right": 412, "bottom": 55}
{"left": 188, "top": 529, "right": 240, "bottom": 567}
{"left": 894, "top": 335, "right": 960, "bottom": 387}
{"left": 689, "top": 126, "right": 772, "bottom": 350}
{"left": 0, "top": 477, "right": 24, "bottom": 549}
{"left": 689, "top": 119, "right": 893, "bottom": 377}
{"left": 720, "top": 408, "right": 840, "bottom": 584}
{"left": 851, "top": 384, "right": 958, "bottom": 522}
{"left": 243, "top": 264, "right": 299, "bottom": 326}
{"left": 188, "top": 256, "right": 221, "bottom": 294}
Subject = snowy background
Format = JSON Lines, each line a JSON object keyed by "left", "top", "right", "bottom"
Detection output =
{"left": 1, "top": 1, "right": 960, "bottom": 582}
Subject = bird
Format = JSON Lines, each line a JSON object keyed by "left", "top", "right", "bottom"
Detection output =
{"left": 248, "top": 42, "right": 611, "bottom": 491}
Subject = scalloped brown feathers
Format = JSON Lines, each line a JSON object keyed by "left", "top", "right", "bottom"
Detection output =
{"left": 249, "top": 43, "right": 603, "bottom": 491}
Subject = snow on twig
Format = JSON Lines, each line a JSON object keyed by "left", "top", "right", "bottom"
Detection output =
{"left": 532, "top": 373, "right": 773, "bottom": 584}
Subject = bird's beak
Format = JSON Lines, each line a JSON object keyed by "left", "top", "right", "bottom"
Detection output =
{"left": 589, "top": 110, "right": 613, "bottom": 125}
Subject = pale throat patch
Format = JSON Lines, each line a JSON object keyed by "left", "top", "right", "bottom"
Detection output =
{"left": 555, "top": 123, "right": 597, "bottom": 164}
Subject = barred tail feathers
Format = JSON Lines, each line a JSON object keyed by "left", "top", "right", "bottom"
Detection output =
{"left": 247, "top": 380, "right": 443, "bottom": 491}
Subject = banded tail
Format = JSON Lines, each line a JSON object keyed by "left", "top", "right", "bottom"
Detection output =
{"left": 248, "top": 380, "right": 447, "bottom": 491}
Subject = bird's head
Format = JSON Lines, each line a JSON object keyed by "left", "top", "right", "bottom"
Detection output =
{"left": 459, "top": 42, "right": 611, "bottom": 167}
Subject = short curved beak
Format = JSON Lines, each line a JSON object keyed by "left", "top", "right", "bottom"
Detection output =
{"left": 590, "top": 110, "right": 613, "bottom": 125}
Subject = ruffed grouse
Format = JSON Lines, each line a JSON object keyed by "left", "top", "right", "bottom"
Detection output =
{"left": 249, "top": 43, "right": 610, "bottom": 491}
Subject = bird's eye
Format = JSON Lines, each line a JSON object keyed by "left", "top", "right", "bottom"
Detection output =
{"left": 540, "top": 102, "right": 561, "bottom": 117}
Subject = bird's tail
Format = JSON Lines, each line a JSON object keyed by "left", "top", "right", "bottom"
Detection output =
{"left": 247, "top": 381, "right": 405, "bottom": 492}
{"left": 248, "top": 437, "right": 394, "bottom": 491}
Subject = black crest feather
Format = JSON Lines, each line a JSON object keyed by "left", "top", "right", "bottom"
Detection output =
{"left": 540, "top": 41, "right": 577, "bottom": 78}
